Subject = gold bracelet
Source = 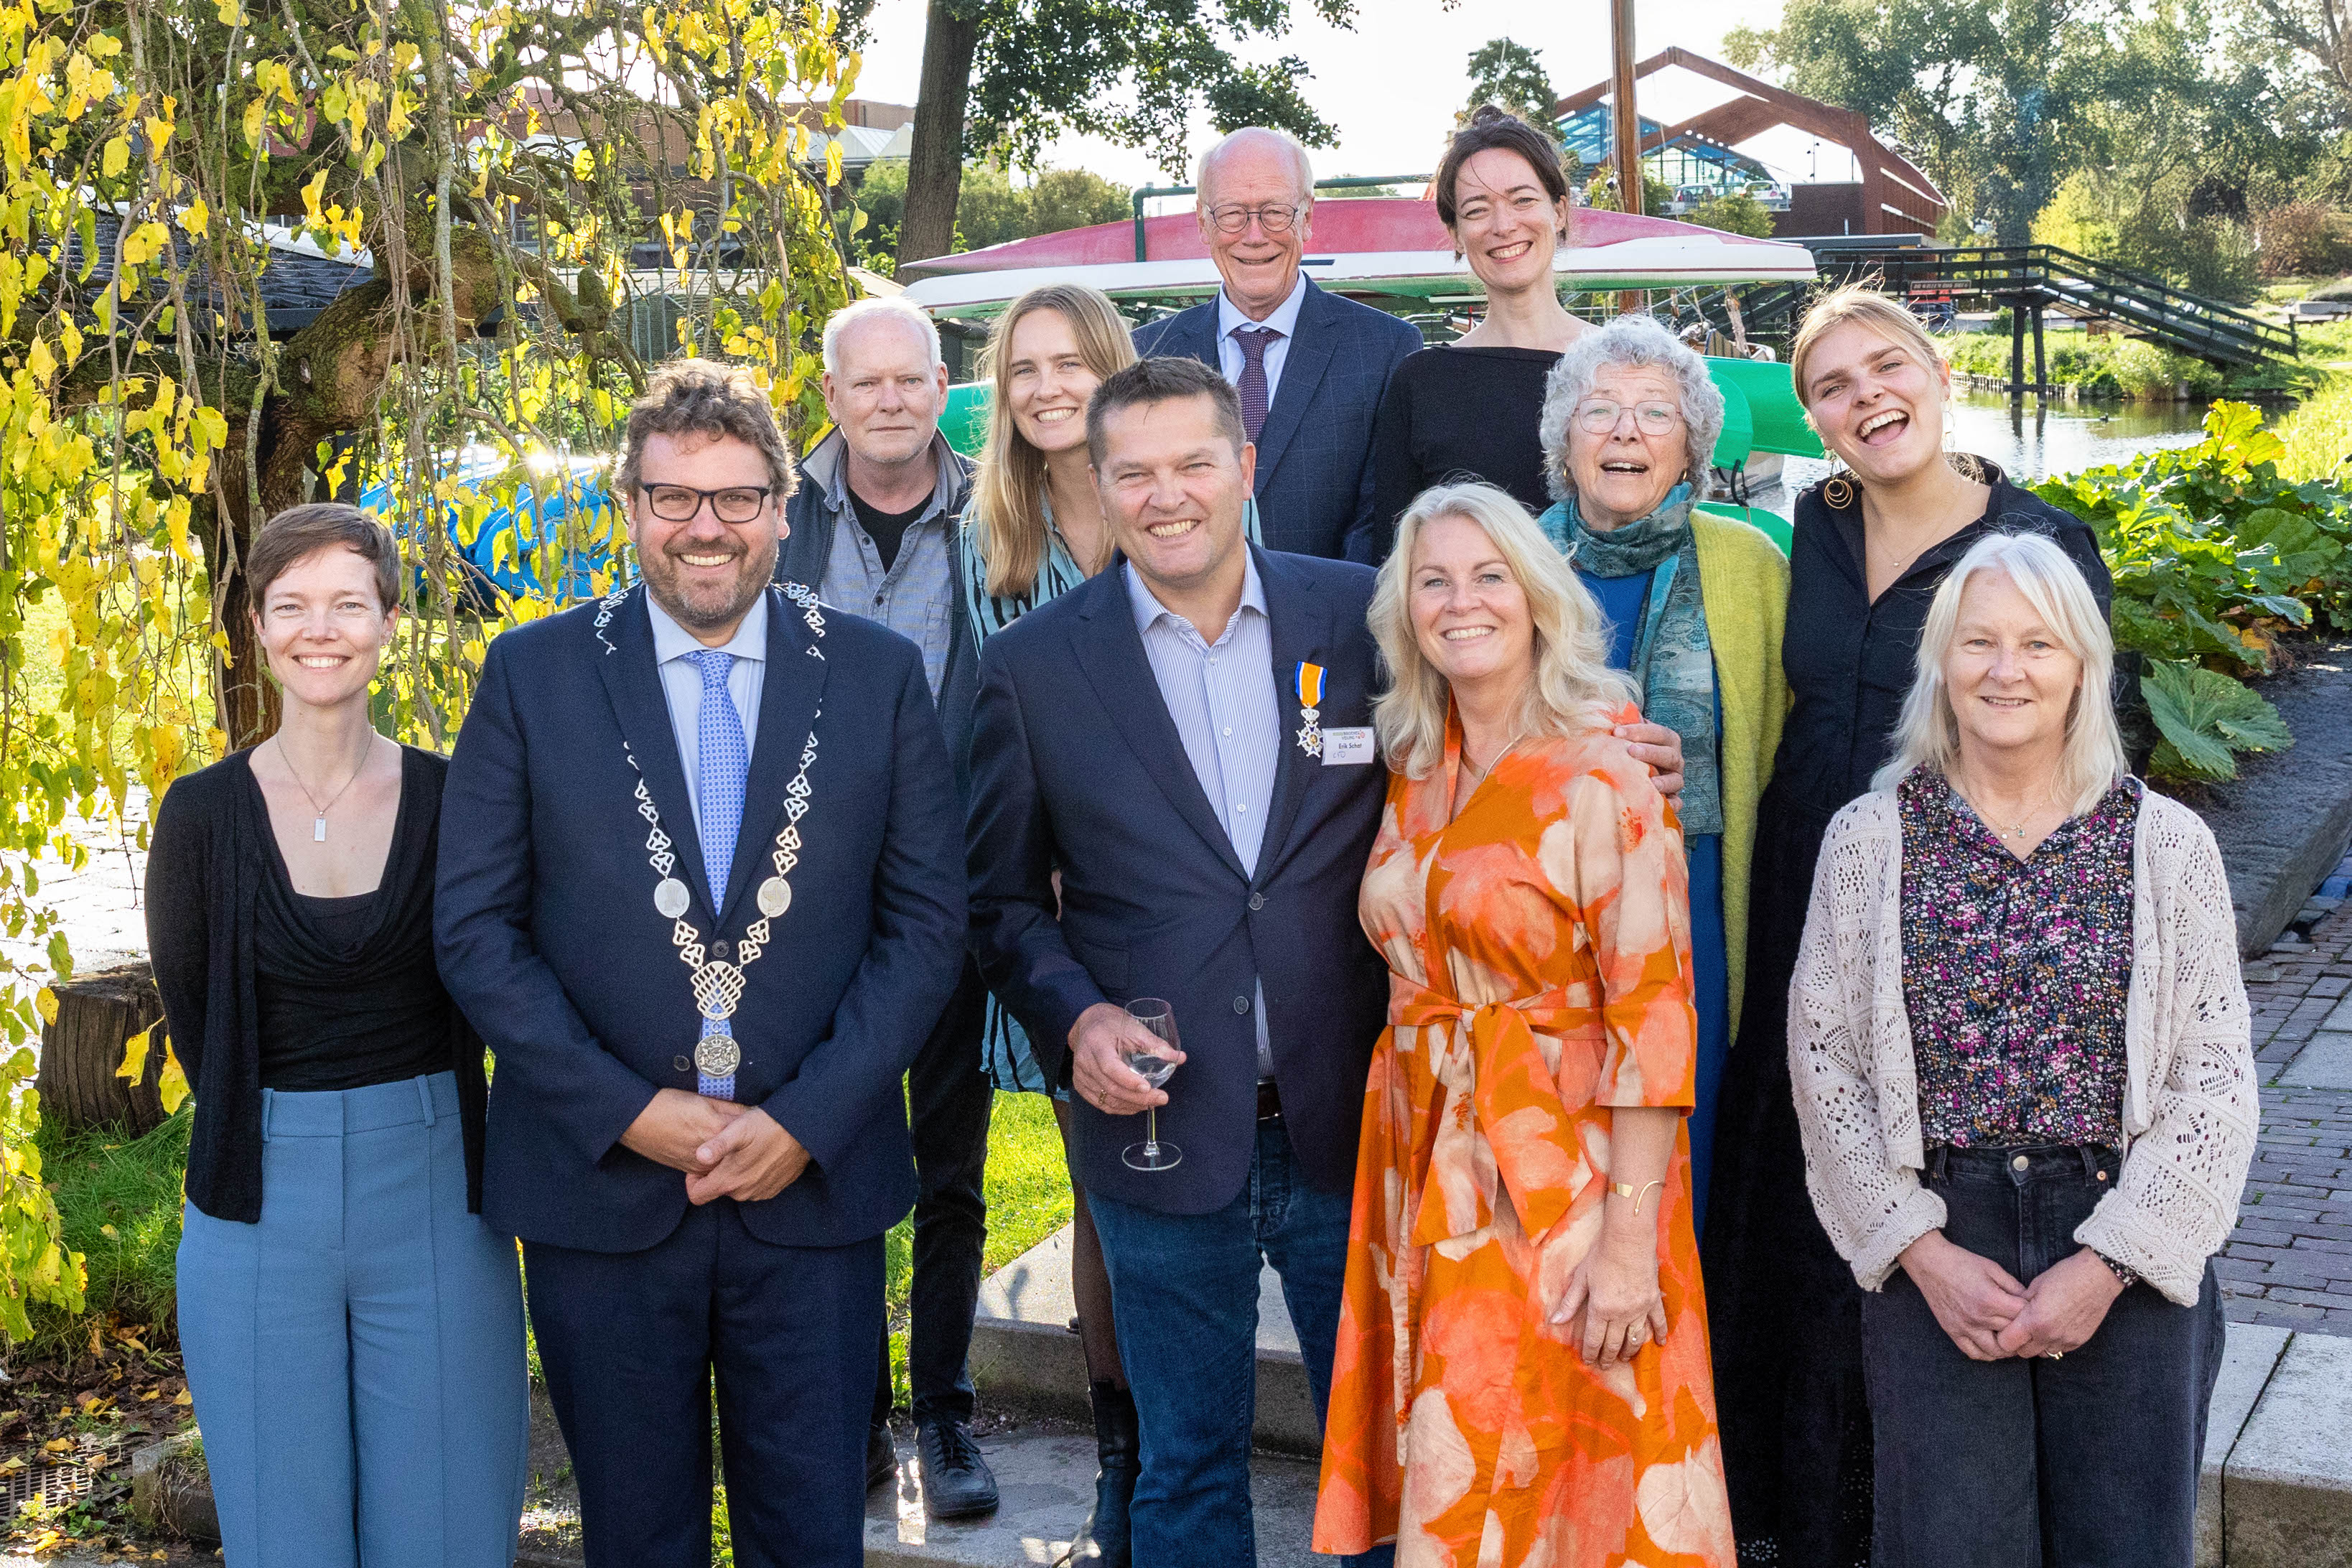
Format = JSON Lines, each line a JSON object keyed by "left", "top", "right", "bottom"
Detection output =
{"left": 1609, "top": 1179, "right": 1664, "bottom": 1215}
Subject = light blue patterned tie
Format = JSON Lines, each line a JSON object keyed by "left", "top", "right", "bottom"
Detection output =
{"left": 688, "top": 648, "right": 747, "bottom": 1098}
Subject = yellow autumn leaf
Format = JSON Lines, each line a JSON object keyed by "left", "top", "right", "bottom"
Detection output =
{"left": 102, "top": 135, "right": 129, "bottom": 178}
{"left": 173, "top": 1389, "right": 193, "bottom": 1406}
{"left": 99, "top": 1225, "right": 117, "bottom": 1238}
{"left": 42, "top": 1437, "right": 72, "bottom": 1452}
{"left": 825, "top": 139, "right": 844, "bottom": 187}
{"left": 216, "top": 0, "right": 246, "bottom": 22}
{"left": 26, "top": 337, "right": 53, "bottom": 385}
{"left": 243, "top": 96, "right": 267, "bottom": 146}
{"left": 573, "top": 145, "right": 596, "bottom": 181}
{"left": 182, "top": 197, "right": 209, "bottom": 236}
{"left": 158, "top": 1041, "right": 190, "bottom": 1115}
{"left": 33, "top": 988, "right": 56, "bottom": 1026}
{"left": 116, "top": 1027, "right": 149, "bottom": 1086}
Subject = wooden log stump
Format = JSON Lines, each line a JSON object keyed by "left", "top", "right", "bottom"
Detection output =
{"left": 36, "top": 961, "right": 167, "bottom": 1136}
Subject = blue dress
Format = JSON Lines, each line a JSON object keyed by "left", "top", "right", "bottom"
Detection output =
{"left": 1574, "top": 566, "right": 1732, "bottom": 1236}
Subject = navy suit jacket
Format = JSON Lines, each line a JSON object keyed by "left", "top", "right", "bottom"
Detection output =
{"left": 434, "top": 583, "right": 967, "bottom": 1254}
{"left": 1133, "top": 279, "right": 1422, "bottom": 560}
{"left": 966, "top": 546, "right": 1391, "bottom": 1215}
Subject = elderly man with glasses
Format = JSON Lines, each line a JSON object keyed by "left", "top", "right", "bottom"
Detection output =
{"left": 1134, "top": 126, "right": 1423, "bottom": 561}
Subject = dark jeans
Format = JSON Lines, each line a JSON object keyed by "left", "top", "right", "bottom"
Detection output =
{"left": 526, "top": 1203, "right": 882, "bottom": 1568}
{"left": 1862, "top": 1143, "right": 2224, "bottom": 1568}
{"left": 875, "top": 959, "right": 994, "bottom": 1426}
{"left": 1087, "top": 1116, "right": 1382, "bottom": 1568}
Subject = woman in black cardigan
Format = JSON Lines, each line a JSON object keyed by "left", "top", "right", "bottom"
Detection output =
{"left": 147, "top": 503, "right": 525, "bottom": 1567}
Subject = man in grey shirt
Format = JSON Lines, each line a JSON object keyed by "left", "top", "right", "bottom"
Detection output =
{"left": 775, "top": 297, "right": 997, "bottom": 1519}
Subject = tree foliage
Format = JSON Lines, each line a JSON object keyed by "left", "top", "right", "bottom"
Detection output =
{"left": 869, "top": 0, "right": 1351, "bottom": 266}
{"left": 1460, "top": 38, "right": 1562, "bottom": 141}
{"left": 850, "top": 158, "right": 1127, "bottom": 268}
{"left": 0, "top": 0, "right": 857, "bottom": 1337}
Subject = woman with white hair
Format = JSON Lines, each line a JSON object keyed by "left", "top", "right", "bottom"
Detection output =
{"left": 1534, "top": 312, "right": 1790, "bottom": 1231}
{"left": 1313, "top": 482, "right": 1733, "bottom": 1567}
{"left": 1789, "top": 532, "right": 2254, "bottom": 1567}
{"left": 1702, "top": 285, "right": 2117, "bottom": 1568}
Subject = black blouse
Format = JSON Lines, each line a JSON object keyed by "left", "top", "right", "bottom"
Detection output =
{"left": 1358, "top": 344, "right": 1562, "bottom": 562}
{"left": 145, "top": 746, "right": 487, "bottom": 1222}
{"left": 1774, "top": 463, "right": 2114, "bottom": 823}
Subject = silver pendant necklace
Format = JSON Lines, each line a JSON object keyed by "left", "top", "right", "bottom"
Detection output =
{"left": 274, "top": 735, "right": 371, "bottom": 842}
{"left": 599, "top": 582, "right": 829, "bottom": 1079}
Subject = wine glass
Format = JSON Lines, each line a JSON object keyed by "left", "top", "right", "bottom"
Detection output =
{"left": 1121, "top": 997, "right": 1183, "bottom": 1172}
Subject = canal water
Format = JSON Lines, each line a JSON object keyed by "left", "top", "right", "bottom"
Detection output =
{"left": 1763, "top": 393, "right": 2216, "bottom": 512}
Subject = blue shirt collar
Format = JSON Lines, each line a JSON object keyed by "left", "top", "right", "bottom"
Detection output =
{"left": 1215, "top": 272, "right": 1308, "bottom": 345}
{"left": 1124, "top": 546, "right": 1266, "bottom": 644}
{"left": 646, "top": 584, "right": 768, "bottom": 667}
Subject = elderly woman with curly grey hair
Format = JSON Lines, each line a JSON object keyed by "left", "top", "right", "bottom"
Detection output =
{"left": 1534, "top": 312, "right": 1790, "bottom": 1228}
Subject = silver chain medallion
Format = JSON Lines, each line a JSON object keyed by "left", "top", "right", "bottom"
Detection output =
{"left": 599, "top": 582, "right": 830, "bottom": 1077}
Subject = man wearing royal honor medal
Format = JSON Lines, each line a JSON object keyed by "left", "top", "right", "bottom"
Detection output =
{"left": 435, "top": 360, "right": 966, "bottom": 1568}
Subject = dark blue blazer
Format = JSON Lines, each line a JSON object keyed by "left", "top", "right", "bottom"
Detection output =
{"left": 966, "top": 546, "right": 1391, "bottom": 1215}
{"left": 434, "top": 583, "right": 967, "bottom": 1254}
{"left": 1133, "top": 279, "right": 1422, "bottom": 560}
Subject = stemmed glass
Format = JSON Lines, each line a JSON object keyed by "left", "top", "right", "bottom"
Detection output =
{"left": 1121, "top": 997, "right": 1183, "bottom": 1172}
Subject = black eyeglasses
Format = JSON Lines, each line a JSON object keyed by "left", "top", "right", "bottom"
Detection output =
{"left": 1204, "top": 202, "right": 1306, "bottom": 236}
{"left": 639, "top": 483, "right": 775, "bottom": 523}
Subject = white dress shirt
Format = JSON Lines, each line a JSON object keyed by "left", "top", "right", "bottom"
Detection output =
{"left": 645, "top": 589, "right": 767, "bottom": 844}
{"left": 1125, "top": 556, "right": 1279, "bottom": 1077}
{"left": 1213, "top": 271, "right": 1309, "bottom": 411}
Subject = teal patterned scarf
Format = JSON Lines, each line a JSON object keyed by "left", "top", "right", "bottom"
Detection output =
{"left": 1539, "top": 485, "right": 1722, "bottom": 836}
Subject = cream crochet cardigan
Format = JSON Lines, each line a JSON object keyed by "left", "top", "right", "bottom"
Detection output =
{"left": 1788, "top": 783, "right": 2259, "bottom": 1307}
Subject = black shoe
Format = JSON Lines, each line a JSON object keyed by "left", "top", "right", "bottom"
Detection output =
{"left": 1062, "top": 1380, "right": 1138, "bottom": 1567}
{"left": 917, "top": 1414, "right": 1000, "bottom": 1519}
{"left": 867, "top": 1422, "right": 898, "bottom": 1492}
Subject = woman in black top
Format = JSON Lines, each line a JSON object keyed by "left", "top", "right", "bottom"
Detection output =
{"left": 146, "top": 503, "right": 526, "bottom": 1567}
{"left": 1700, "top": 288, "right": 2114, "bottom": 1568}
{"left": 1350, "top": 106, "right": 1587, "bottom": 564}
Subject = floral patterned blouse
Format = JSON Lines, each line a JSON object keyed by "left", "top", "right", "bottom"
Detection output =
{"left": 1898, "top": 767, "right": 2140, "bottom": 1147}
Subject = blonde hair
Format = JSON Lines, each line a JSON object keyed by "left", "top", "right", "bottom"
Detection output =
{"left": 1371, "top": 482, "right": 1634, "bottom": 779}
{"left": 968, "top": 283, "right": 1137, "bottom": 598}
{"left": 1789, "top": 284, "right": 1946, "bottom": 412}
{"left": 1872, "top": 531, "right": 2127, "bottom": 815}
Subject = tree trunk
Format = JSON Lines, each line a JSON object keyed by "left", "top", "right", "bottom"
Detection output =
{"left": 36, "top": 961, "right": 168, "bottom": 1137}
{"left": 899, "top": 0, "right": 979, "bottom": 268}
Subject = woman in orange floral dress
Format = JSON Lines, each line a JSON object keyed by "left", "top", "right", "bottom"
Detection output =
{"left": 1313, "top": 481, "right": 1735, "bottom": 1568}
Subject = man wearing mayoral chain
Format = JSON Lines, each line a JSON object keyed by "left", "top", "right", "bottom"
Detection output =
{"left": 436, "top": 359, "right": 967, "bottom": 1567}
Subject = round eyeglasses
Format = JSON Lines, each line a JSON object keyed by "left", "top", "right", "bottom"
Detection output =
{"left": 1205, "top": 203, "right": 1305, "bottom": 236}
{"left": 1574, "top": 401, "right": 1682, "bottom": 436}
{"left": 640, "top": 483, "right": 775, "bottom": 523}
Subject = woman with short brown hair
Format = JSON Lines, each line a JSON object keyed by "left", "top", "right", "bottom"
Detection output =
{"left": 149, "top": 503, "right": 526, "bottom": 1566}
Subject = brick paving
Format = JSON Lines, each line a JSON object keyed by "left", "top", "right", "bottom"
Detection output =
{"left": 2224, "top": 887, "right": 2352, "bottom": 1338}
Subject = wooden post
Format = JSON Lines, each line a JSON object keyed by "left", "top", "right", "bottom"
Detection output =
{"left": 2010, "top": 303, "right": 2027, "bottom": 399}
{"left": 1610, "top": 0, "right": 1643, "bottom": 217}
{"left": 36, "top": 961, "right": 169, "bottom": 1136}
{"left": 1610, "top": 0, "right": 1643, "bottom": 314}
{"left": 2031, "top": 304, "right": 2048, "bottom": 398}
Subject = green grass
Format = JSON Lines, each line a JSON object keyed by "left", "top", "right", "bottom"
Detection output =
{"left": 2274, "top": 370, "right": 2352, "bottom": 482}
{"left": 26, "top": 1105, "right": 190, "bottom": 1358}
{"left": 880, "top": 1089, "right": 1072, "bottom": 1405}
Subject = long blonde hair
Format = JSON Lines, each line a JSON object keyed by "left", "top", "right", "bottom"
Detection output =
{"left": 1371, "top": 482, "right": 1633, "bottom": 778}
{"left": 1872, "top": 531, "right": 2127, "bottom": 815}
{"left": 969, "top": 283, "right": 1136, "bottom": 598}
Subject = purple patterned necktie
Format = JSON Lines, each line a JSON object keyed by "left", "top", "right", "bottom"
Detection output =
{"left": 1231, "top": 325, "right": 1282, "bottom": 442}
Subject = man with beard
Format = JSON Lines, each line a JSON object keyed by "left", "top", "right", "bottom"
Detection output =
{"left": 436, "top": 359, "right": 966, "bottom": 1567}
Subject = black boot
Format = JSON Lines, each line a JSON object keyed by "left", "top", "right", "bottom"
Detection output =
{"left": 1063, "top": 1379, "right": 1138, "bottom": 1566}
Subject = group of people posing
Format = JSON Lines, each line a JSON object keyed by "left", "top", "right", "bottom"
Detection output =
{"left": 145, "top": 109, "right": 2260, "bottom": 1568}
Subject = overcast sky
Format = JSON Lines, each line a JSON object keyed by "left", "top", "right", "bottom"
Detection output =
{"left": 844, "top": 0, "right": 1860, "bottom": 207}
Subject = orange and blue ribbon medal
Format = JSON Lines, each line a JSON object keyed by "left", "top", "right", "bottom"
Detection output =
{"left": 1294, "top": 661, "right": 1325, "bottom": 757}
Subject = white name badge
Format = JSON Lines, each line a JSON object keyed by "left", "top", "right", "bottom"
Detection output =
{"left": 1320, "top": 727, "right": 1376, "bottom": 766}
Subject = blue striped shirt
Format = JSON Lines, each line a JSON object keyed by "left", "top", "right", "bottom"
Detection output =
{"left": 1125, "top": 554, "right": 1277, "bottom": 1077}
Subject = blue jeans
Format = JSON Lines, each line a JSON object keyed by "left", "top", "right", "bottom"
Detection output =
{"left": 1087, "top": 1117, "right": 1386, "bottom": 1568}
{"left": 177, "top": 1073, "right": 528, "bottom": 1568}
{"left": 1863, "top": 1144, "right": 2224, "bottom": 1568}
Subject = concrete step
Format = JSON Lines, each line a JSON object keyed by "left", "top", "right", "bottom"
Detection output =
{"left": 969, "top": 1223, "right": 1323, "bottom": 1456}
{"left": 865, "top": 1420, "right": 1324, "bottom": 1567}
{"left": 2211, "top": 1327, "right": 2352, "bottom": 1568}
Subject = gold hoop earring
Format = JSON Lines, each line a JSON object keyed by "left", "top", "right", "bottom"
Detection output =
{"left": 1824, "top": 473, "right": 1857, "bottom": 510}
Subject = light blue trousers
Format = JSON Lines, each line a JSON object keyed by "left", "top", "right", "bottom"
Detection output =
{"left": 177, "top": 1071, "right": 528, "bottom": 1568}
